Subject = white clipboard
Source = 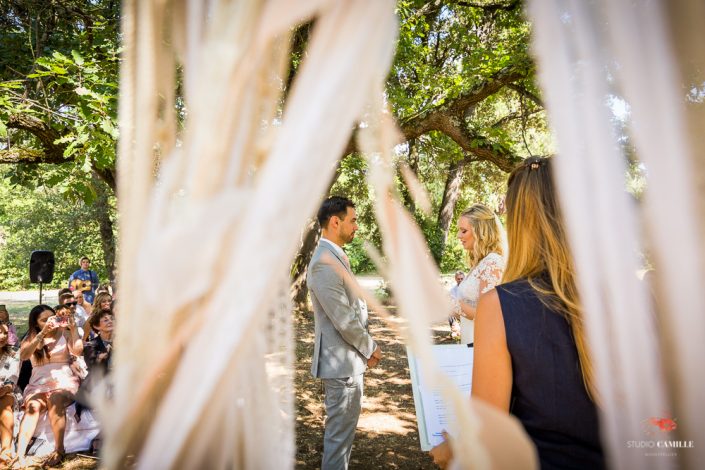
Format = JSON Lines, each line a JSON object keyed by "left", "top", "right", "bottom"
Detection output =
{"left": 407, "top": 344, "right": 474, "bottom": 451}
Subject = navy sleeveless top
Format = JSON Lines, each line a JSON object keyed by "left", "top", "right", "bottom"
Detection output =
{"left": 496, "top": 278, "right": 605, "bottom": 470}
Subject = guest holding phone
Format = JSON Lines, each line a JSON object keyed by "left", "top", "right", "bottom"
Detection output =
{"left": 16, "top": 304, "right": 83, "bottom": 467}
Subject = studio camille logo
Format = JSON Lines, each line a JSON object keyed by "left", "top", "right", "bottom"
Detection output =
{"left": 627, "top": 413, "right": 694, "bottom": 455}
{"left": 642, "top": 415, "right": 677, "bottom": 436}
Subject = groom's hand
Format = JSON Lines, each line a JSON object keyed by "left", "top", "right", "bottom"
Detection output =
{"left": 367, "top": 344, "right": 382, "bottom": 367}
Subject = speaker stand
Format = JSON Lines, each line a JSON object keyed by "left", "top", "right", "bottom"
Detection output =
{"left": 39, "top": 282, "right": 43, "bottom": 305}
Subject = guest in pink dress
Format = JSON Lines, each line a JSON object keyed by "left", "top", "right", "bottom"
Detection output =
{"left": 16, "top": 304, "right": 83, "bottom": 468}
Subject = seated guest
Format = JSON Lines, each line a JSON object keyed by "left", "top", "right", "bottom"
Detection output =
{"left": 95, "top": 283, "right": 114, "bottom": 300}
{"left": 92, "top": 292, "right": 112, "bottom": 314}
{"left": 73, "top": 290, "right": 92, "bottom": 327}
{"left": 447, "top": 272, "right": 464, "bottom": 339}
{"left": 16, "top": 304, "right": 83, "bottom": 467}
{"left": 431, "top": 157, "right": 605, "bottom": 469}
{"left": 0, "top": 305, "right": 18, "bottom": 348}
{"left": 85, "top": 294, "right": 113, "bottom": 343}
{"left": 0, "top": 322, "right": 20, "bottom": 465}
{"left": 82, "top": 307, "right": 111, "bottom": 343}
{"left": 449, "top": 271, "right": 465, "bottom": 300}
{"left": 75, "top": 310, "right": 114, "bottom": 424}
{"left": 84, "top": 310, "right": 113, "bottom": 375}
{"left": 59, "top": 292, "right": 88, "bottom": 343}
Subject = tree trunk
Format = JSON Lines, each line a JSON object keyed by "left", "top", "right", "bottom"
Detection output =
{"left": 436, "top": 160, "right": 466, "bottom": 262}
{"left": 93, "top": 174, "right": 117, "bottom": 283}
{"left": 399, "top": 138, "right": 419, "bottom": 214}
{"left": 290, "top": 160, "right": 343, "bottom": 312}
{"left": 290, "top": 218, "right": 320, "bottom": 313}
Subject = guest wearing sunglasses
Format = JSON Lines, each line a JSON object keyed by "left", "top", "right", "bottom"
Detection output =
{"left": 59, "top": 293, "right": 84, "bottom": 337}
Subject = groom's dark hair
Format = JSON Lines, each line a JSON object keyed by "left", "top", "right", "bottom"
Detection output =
{"left": 317, "top": 196, "right": 355, "bottom": 229}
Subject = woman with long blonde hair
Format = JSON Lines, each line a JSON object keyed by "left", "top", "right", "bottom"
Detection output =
{"left": 453, "top": 203, "right": 506, "bottom": 345}
{"left": 473, "top": 157, "right": 603, "bottom": 468}
{"left": 431, "top": 157, "right": 604, "bottom": 469}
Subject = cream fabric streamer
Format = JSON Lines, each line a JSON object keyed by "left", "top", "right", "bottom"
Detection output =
{"left": 599, "top": 4, "right": 705, "bottom": 467}
{"left": 527, "top": 0, "right": 704, "bottom": 468}
{"left": 526, "top": 4, "right": 669, "bottom": 468}
{"left": 109, "top": 0, "right": 567, "bottom": 468}
{"left": 109, "top": 0, "right": 398, "bottom": 468}
{"left": 358, "top": 103, "right": 538, "bottom": 469}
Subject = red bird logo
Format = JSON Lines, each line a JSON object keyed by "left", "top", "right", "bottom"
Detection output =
{"left": 642, "top": 415, "right": 677, "bottom": 435}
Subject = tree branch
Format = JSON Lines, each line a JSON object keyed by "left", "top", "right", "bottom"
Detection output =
{"left": 400, "top": 66, "right": 527, "bottom": 132}
{"left": 2, "top": 114, "right": 117, "bottom": 191}
{"left": 398, "top": 66, "right": 528, "bottom": 171}
{"left": 436, "top": 114, "right": 520, "bottom": 171}
{"left": 94, "top": 167, "right": 116, "bottom": 191}
{"left": 0, "top": 147, "right": 48, "bottom": 164}
{"left": 452, "top": 0, "right": 521, "bottom": 12}
{"left": 6, "top": 114, "right": 66, "bottom": 160}
{"left": 491, "top": 107, "right": 542, "bottom": 128}
{"left": 507, "top": 83, "right": 544, "bottom": 108}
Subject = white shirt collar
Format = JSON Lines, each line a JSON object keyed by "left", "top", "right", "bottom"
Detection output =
{"left": 320, "top": 237, "right": 346, "bottom": 259}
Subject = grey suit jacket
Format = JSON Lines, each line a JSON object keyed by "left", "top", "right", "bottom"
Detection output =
{"left": 308, "top": 241, "right": 376, "bottom": 379}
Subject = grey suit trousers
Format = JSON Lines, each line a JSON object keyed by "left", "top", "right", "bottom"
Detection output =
{"left": 321, "top": 373, "right": 364, "bottom": 470}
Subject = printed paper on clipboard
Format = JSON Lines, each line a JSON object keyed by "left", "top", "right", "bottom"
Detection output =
{"left": 407, "top": 344, "right": 474, "bottom": 451}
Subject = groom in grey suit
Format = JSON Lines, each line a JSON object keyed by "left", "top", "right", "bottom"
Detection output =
{"left": 308, "top": 196, "right": 383, "bottom": 470}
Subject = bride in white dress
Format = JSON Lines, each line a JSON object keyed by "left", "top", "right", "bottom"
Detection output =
{"left": 453, "top": 204, "right": 506, "bottom": 345}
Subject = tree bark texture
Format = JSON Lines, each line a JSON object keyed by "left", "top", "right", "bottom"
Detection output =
{"left": 399, "top": 138, "right": 419, "bottom": 214}
{"left": 289, "top": 160, "right": 344, "bottom": 312}
{"left": 290, "top": 217, "right": 320, "bottom": 313}
{"left": 2, "top": 114, "right": 117, "bottom": 191}
{"left": 436, "top": 160, "right": 466, "bottom": 261}
{"left": 93, "top": 174, "right": 117, "bottom": 283}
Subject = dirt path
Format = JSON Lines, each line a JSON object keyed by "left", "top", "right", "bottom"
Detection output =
{"left": 295, "top": 309, "right": 452, "bottom": 469}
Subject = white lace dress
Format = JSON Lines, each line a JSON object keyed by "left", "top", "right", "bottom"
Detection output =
{"left": 454, "top": 252, "right": 505, "bottom": 344}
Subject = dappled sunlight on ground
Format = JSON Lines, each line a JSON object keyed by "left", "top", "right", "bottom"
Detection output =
{"left": 357, "top": 411, "right": 417, "bottom": 435}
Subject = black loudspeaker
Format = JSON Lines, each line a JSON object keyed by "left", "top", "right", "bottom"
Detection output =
{"left": 29, "top": 250, "right": 55, "bottom": 283}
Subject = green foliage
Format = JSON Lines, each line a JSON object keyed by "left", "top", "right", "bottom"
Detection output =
{"left": 30, "top": 48, "right": 120, "bottom": 161}
{"left": 0, "top": 2, "right": 120, "bottom": 202}
{"left": 345, "top": 237, "right": 377, "bottom": 274}
{"left": 0, "top": 1, "right": 549, "bottom": 286}
{"left": 0, "top": 172, "right": 109, "bottom": 289}
{"left": 391, "top": 1, "right": 532, "bottom": 119}
{"left": 330, "top": 154, "right": 380, "bottom": 273}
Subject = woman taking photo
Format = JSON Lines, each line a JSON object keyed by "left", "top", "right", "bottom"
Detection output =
{"left": 16, "top": 304, "right": 83, "bottom": 467}
{"left": 453, "top": 203, "right": 506, "bottom": 345}
{"left": 431, "top": 157, "right": 604, "bottom": 469}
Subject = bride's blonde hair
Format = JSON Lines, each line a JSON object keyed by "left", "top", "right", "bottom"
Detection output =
{"left": 459, "top": 203, "right": 505, "bottom": 269}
